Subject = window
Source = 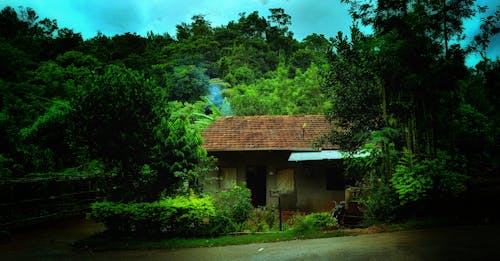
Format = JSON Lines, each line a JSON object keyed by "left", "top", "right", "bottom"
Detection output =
{"left": 220, "top": 168, "right": 237, "bottom": 189}
{"left": 326, "top": 167, "right": 346, "bottom": 190}
{"left": 277, "top": 168, "right": 294, "bottom": 192}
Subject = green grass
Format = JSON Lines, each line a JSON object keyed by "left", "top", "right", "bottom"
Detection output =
{"left": 352, "top": 216, "right": 469, "bottom": 235}
{"left": 73, "top": 216, "right": 466, "bottom": 251}
{"left": 73, "top": 230, "right": 353, "bottom": 251}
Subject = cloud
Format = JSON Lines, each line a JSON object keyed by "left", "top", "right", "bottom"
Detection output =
{"left": 73, "top": 0, "right": 146, "bottom": 36}
{"left": 286, "top": 1, "right": 352, "bottom": 39}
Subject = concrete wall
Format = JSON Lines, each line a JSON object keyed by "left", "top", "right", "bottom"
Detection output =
{"left": 204, "top": 151, "right": 345, "bottom": 212}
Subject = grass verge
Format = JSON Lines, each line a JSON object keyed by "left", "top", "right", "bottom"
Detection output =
{"left": 73, "top": 217, "right": 467, "bottom": 251}
{"left": 72, "top": 230, "right": 353, "bottom": 251}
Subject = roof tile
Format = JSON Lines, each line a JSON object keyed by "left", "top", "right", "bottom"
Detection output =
{"left": 201, "top": 115, "right": 336, "bottom": 151}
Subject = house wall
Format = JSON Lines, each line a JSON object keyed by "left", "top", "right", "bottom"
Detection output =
{"left": 204, "top": 151, "right": 345, "bottom": 212}
{"left": 294, "top": 162, "right": 345, "bottom": 212}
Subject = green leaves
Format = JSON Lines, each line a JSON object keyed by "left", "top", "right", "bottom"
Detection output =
{"left": 166, "top": 65, "right": 209, "bottom": 102}
{"left": 226, "top": 63, "right": 328, "bottom": 115}
{"left": 151, "top": 108, "right": 210, "bottom": 196}
{"left": 212, "top": 184, "right": 253, "bottom": 224}
{"left": 88, "top": 194, "right": 221, "bottom": 237}
{"left": 391, "top": 149, "right": 468, "bottom": 206}
{"left": 391, "top": 149, "right": 433, "bottom": 205}
{"left": 321, "top": 26, "right": 384, "bottom": 150}
{"left": 19, "top": 99, "right": 71, "bottom": 141}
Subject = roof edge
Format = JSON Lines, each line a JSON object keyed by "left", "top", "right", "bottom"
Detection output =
{"left": 204, "top": 147, "right": 322, "bottom": 152}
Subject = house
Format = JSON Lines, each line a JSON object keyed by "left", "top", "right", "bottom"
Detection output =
{"left": 202, "top": 115, "right": 352, "bottom": 212}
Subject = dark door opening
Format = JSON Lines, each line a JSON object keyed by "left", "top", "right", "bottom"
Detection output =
{"left": 246, "top": 166, "right": 266, "bottom": 207}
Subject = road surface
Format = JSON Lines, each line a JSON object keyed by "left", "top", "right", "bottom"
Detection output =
{"left": 1, "top": 218, "right": 499, "bottom": 260}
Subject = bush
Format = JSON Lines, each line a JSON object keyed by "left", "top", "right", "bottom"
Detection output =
{"left": 242, "top": 206, "right": 276, "bottom": 232}
{"left": 391, "top": 148, "right": 433, "bottom": 205}
{"left": 362, "top": 180, "right": 399, "bottom": 225}
{"left": 292, "top": 212, "right": 338, "bottom": 236}
{"left": 212, "top": 184, "right": 252, "bottom": 225}
{"left": 88, "top": 194, "right": 226, "bottom": 237}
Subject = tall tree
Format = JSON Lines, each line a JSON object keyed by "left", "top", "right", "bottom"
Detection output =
{"left": 322, "top": 1, "right": 497, "bottom": 221}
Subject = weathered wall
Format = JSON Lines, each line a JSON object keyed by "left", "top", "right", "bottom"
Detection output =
{"left": 294, "top": 162, "right": 345, "bottom": 212}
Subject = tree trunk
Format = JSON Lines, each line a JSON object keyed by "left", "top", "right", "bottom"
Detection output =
{"left": 380, "top": 82, "right": 391, "bottom": 180}
{"left": 443, "top": 0, "right": 449, "bottom": 58}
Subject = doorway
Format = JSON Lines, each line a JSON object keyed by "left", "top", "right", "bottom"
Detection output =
{"left": 246, "top": 166, "right": 267, "bottom": 207}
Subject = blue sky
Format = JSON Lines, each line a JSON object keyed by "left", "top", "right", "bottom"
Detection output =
{"left": 0, "top": 0, "right": 352, "bottom": 40}
{"left": 1, "top": 0, "right": 498, "bottom": 65}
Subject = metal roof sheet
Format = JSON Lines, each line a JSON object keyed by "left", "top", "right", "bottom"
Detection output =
{"left": 288, "top": 150, "right": 368, "bottom": 161}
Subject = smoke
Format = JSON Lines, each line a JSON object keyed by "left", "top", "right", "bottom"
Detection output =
{"left": 207, "top": 84, "right": 233, "bottom": 115}
{"left": 208, "top": 84, "right": 223, "bottom": 107}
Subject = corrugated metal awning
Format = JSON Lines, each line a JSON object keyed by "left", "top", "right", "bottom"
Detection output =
{"left": 288, "top": 150, "right": 368, "bottom": 162}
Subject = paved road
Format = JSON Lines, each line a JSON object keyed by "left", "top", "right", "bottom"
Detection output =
{"left": 1, "top": 218, "right": 499, "bottom": 260}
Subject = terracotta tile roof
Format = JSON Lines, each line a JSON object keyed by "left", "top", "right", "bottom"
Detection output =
{"left": 202, "top": 115, "right": 336, "bottom": 151}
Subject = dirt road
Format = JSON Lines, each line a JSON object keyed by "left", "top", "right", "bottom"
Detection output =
{"left": 1, "top": 218, "right": 499, "bottom": 260}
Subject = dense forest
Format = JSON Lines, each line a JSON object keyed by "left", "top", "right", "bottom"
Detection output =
{"left": 0, "top": 6, "right": 332, "bottom": 199}
{"left": 0, "top": 1, "right": 499, "bottom": 224}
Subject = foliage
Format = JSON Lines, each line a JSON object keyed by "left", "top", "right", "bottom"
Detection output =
{"left": 212, "top": 184, "right": 253, "bottom": 225}
{"left": 321, "top": 27, "right": 384, "bottom": 150}
{"left": 67, "top": 64, "right": 211, "bottom": 201}
{"left": 88, "top": 194, "right": 225, "bottom": 237}
{"left": 72, "top": 65, "right": 158, "bottom": 170}
{"left": 343, "top": 129, "right": 400, "bottom": 223}
{"left": 19, "top": 99, "right": 71, "bottom": 141}
{"left": 242, "top": 206, "right": 276, "bottom": 232}
{"left": 0, "top": 154, "right": 13, "bottom": 178}
{"left": 391, "top": 148, "right": 434, "bottom": 205}
{"left": 361, "top": 179, "right": 400, "bottom": 225}
{"left": 391, "top": 149, "right": 468, "bottom": 206}
{"left": 322, "top": 0, "right": 498, "bottom": 223}
{"left": 425, "top": 150, "right": 468, "bottom": 197}
{"left": 167, "top": 99, "right": 220, "bottom": 131}
{"left": 25, "top": 159, "right": 106, "bottom": 178}
{"left": 226, "top": 63, "right": 330, "bottom": 115}
{"left": 151, "top": 115, "right": 208, "bottom": 195}
{"left": 164, "top": 65, "right": 209, "bottom": 103}
{"left": 0, "top": 6, "right": 334, "bottom": 184}
{"left": 292, "top": 212, "right": 338, "bottom": 236}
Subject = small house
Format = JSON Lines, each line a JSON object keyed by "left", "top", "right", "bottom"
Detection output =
{"left": 202, "top": 115, "right": 351, "bottom": 212}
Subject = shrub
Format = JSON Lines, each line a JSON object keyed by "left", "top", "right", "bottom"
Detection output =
{"left": 88, "top": 194, "right": 226, "bottom": 237}
{"left": 304, "top": 212, "right": 338, "bottom": 230}
{"left": 361, "top": 180, "right": 399, "bottom": 225}
{"left": 286, "top": 213, "right": 305, "bottom": 228}
{"left": 391, "top": 149, "right": 468, "bottom": 207}
{"left": 212, "top": 184, "right": 252, "bottom": 225}
{"left": 257, "top": 206, "right": 276, "bottom": 229}
{"left": 292, "top": 212, "right": 338, "bottom": 236}
{"left": 242, "top": 218, "right": 269, "bottom": 232}
{"left": 242, "top": 206, "right": 276, "bottom": 232}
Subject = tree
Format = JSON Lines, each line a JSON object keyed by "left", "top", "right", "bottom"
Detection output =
{"left": 70, "top": 65, "right": 161, "bottom": 200}
{"left": 163, "top": 65, "right": 209, "bottom": 103}
{"left": 151, "top": 115, "right": 207, "bottom": 195}
{"left": 322, "top": 1, "right": 495, "bottom": 221}
{"left": 266, "top": 8, "right": 297, "bottom": 61}
{"left": 321, "top": 28, "right": 384, "bottom": 150}
{"left": 291, "top": 33, "right": 330, "bottom": 70}
{"left": 227, "top": 63, "right": 329, "bottom": 115}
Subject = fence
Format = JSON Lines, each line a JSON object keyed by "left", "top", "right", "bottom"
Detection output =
{"left": 0, "top": 175, "right": 106, "bottom": 229}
